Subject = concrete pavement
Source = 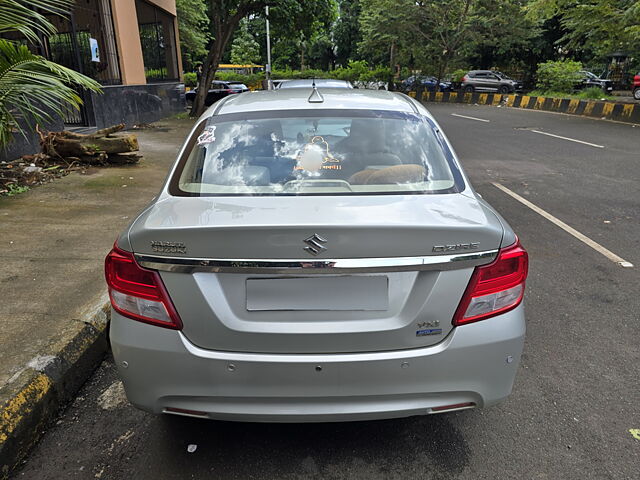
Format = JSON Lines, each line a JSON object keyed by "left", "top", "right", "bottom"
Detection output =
{"left": 0, "top": 117, "right": 195, "bottom": 477}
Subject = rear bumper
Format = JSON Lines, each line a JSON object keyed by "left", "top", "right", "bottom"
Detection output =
{"left": 110, "top": 306, "right": 525, "bottom": 422}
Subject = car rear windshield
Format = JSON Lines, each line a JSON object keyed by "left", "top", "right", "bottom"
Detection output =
{"left": 169, "top": 109, "right": 463, "bottom": 196}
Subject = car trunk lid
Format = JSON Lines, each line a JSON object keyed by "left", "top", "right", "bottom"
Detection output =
{"left": 127, "top": 194, "right": 504, "bottom": 353}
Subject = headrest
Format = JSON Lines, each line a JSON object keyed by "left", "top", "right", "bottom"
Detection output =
{"left": 346, "top": 118, "right": 386, "bottom": 152}
{"left": 349, "top": 165, "right": 426, "bottom": 185}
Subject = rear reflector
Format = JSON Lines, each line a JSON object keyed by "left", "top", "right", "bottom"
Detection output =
{"left": 453, "top": 239, "right": 528, "bottom": 326}
{"left": 431, "top": 402, "right": 476, "bottom": 412}
{"left": 165, "top": 407, "right": 208, "bottom": 417}
{"left": 105, "top": 245, "right": 182, "bottom": 329}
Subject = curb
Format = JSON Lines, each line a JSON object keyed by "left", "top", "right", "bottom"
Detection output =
{"left": 409, "top": 90, "right": 640, "bottom": 124}
{"left": 0, "top": 301, "right": 110, "bottom": 479}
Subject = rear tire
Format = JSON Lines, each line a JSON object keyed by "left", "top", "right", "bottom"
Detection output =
{"left": 463, "top": 85, "right": 474, "bottom": 93}
{"left": 634, "top": 87, "right": 640, "bottom": 101}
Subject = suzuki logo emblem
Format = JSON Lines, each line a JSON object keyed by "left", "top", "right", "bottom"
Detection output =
{"left": 303, "top": 234, "right": 327, "bottom": 256}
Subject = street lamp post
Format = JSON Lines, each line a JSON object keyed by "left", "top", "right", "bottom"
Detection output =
{"left": 265, "top": 6, "right": 272, "bottom": 89}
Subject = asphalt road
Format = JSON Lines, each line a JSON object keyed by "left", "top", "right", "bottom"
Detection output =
{"left": 15, "top": 104, "right": 640, "bottom": 479}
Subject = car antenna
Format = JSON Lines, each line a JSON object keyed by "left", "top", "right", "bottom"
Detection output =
{"left": 308, "top": 77, "right": 324, "bottom": 103}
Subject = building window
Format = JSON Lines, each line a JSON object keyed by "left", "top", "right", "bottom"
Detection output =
{"left": 135, "top": 0, "right": 179, "bottom": 83}
{"left": 46, "top": 0, "right": 122, "bottom": 85}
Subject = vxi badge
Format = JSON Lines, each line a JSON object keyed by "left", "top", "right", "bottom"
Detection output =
{"left": 432, "top": 242, "right": 479, "bottom": 252}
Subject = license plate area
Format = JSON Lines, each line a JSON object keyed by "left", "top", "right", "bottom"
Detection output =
{"left": 246, "top": 276, "right": 389, "bottom": 311}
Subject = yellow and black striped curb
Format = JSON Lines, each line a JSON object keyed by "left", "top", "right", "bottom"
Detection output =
{"left": 409, "top": 90, "right": 640, "bottom": 124}
{"left": 0, "top": 304, "right": 109, "bottom": 479}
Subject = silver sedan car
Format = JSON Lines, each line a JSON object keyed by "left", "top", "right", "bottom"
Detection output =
{"left": 106, "top": 88, "right": 528, "bottom": 422}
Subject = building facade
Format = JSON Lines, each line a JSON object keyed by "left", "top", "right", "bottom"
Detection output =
{"left": 52, "top": 0, "right": 185, "bottom": 128}
{"left": 2, "top": 0, "right": 185, "bottom": 160}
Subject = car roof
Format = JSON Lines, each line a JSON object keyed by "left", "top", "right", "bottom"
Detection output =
{"left": 208, "top": 88, "right": 417, "bottom": 116}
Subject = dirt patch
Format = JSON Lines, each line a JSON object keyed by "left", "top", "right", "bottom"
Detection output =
{"left": 0, "top": 156, "right": 134, "bottom": 197}
{"left": 1, "top": 124, "right": 148, "bottom": 197}
{"left": 132, "top": 123, "right": 172, "bottom": 133}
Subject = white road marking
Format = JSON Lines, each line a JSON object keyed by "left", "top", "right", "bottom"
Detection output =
{"left": 492, "top": 182, "right": 633, "bottom": 268}
{"left": 530, "top": 129, "right": 604, "bottom": 148}
{"left": 451, "top": 113, "right": 490, "bottom": 123}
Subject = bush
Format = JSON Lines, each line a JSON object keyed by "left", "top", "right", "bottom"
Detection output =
{"left": 183, "top": 72, "right": 197, "bottom": 87}
{"left": 577, "top": 86, "right": 611, "bottom": 100}
{"left": 527, "top": 88, "right": 614, "bottom": 100}
{"left": 269, "top": 68, "right": 331, "bottom": 80}
{"left": 360, "top": 66, "right": 392, "bottom": 83}
{"left": 215, "top": 71, "right": 264, "bottom": 90}
{"left": 450, "top": 69, "right": 467, "bottom": 82}
{"left": 535, "top": 60, "right": 583, "bottom": 93}
{"left": 334, "top": 60, "right": 370, "bottom": 82}
{"left": 194, "top": 63, "right": 396, "bottom": 90}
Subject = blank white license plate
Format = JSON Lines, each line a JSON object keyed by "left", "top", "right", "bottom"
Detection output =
{"left": 246, "top": 276, "right": 389, "bottom": 311}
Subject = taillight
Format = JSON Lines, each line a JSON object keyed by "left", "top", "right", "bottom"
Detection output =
{"left": 453, "top": 239, "right": 528, "bottom": 326}
{"left": 462, "top": 75, "right": 468, "bottom": 82}
{"left": 105, "top": 245, "right": 182, "bottom": 329}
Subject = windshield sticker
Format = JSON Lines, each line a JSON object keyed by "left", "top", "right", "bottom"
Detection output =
{"left": 197, "top": 126, "right": 216, "bottom": 146}
{"left": 295, "top": 136, "right": 341, "bottom": 172}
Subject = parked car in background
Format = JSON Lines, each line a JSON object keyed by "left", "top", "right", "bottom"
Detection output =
{"left": 106, "top": 88, "right": 528, "bottom": 422}
{"left": 632, "top": 72, "right": 639, "bottom": 100}
{"left": 460, "top": 70, "right": 519, "bottom": 94}
{"left": 185, "top": 80, "right": 249, "bottom": 106}
{"left": 402, "top": 75, "right": 452, "bottom": 92}
{"left": 269, "top": 79, "right": 289, "bottom": 89}
{"left": 576, "top": 71, "right": 613, "bottom": 93}
{"left": 276, "top": 79, "right": 354, "bottom": 89}
{"left": 492, "top": 71, "right": 523, "bottom": 92}
{"left": 228, "top": 81, "right": 249, "bottom": 91}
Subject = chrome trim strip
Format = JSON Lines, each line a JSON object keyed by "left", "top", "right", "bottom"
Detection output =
{"left": 135, "top": 250, "right": 498, "bottom": 274}
{"left": 178, "top": 330, "right": 456, "bottom": 362}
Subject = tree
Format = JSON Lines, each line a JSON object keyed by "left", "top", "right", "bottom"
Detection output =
{"left": 191, "top": 1, "right": 335, "bottom": 116}
{"left": 409, "top": 0, "right": 476, "bottom": 83}
{"left": 0, "top": 0, "right": 101, "bottom": 147}
{"left": 359, "top": 0, "right": 478, "bottom": 85}
{"left": 230, "top": 19, "right": 261, "bottom": 67}
{"left": 526, "top": 0, "right": 640, "bottom": 62}
{"left": 535, "top": 59, "right": 582, "bottom": 92}
{"left": 334, "top": 0, "right": 361, "bottom": 67}
{"left": 358, "top": 0, "right": 407, "bottom": 70}
{"left": 189, "top": 1, "right": 261, "bottom": 117}
{"left": 307, "top": 31, "right": 336, "bottom": 70}
{"left": 175, "top": 0, "right": 210, "bottom": 72}
{"left": 463, "top": 0, "right": 540, "bottom": 79}
{"left": 267, "top": 1, "right": 337, "bottom": 71}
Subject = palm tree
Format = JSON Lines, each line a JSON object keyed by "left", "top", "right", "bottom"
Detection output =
{"left": 0, "top": 0, "right": 101, "bottom": 147}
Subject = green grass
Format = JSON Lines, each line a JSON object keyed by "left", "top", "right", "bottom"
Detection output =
{"left": 172, "top": 111, "right": 192, "bottom": 120}
{"left": 528, "top": 89, "right": 615, "bottom": 101}
{"left": 2, "top": 184, "right": 29, "bottom": 196}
